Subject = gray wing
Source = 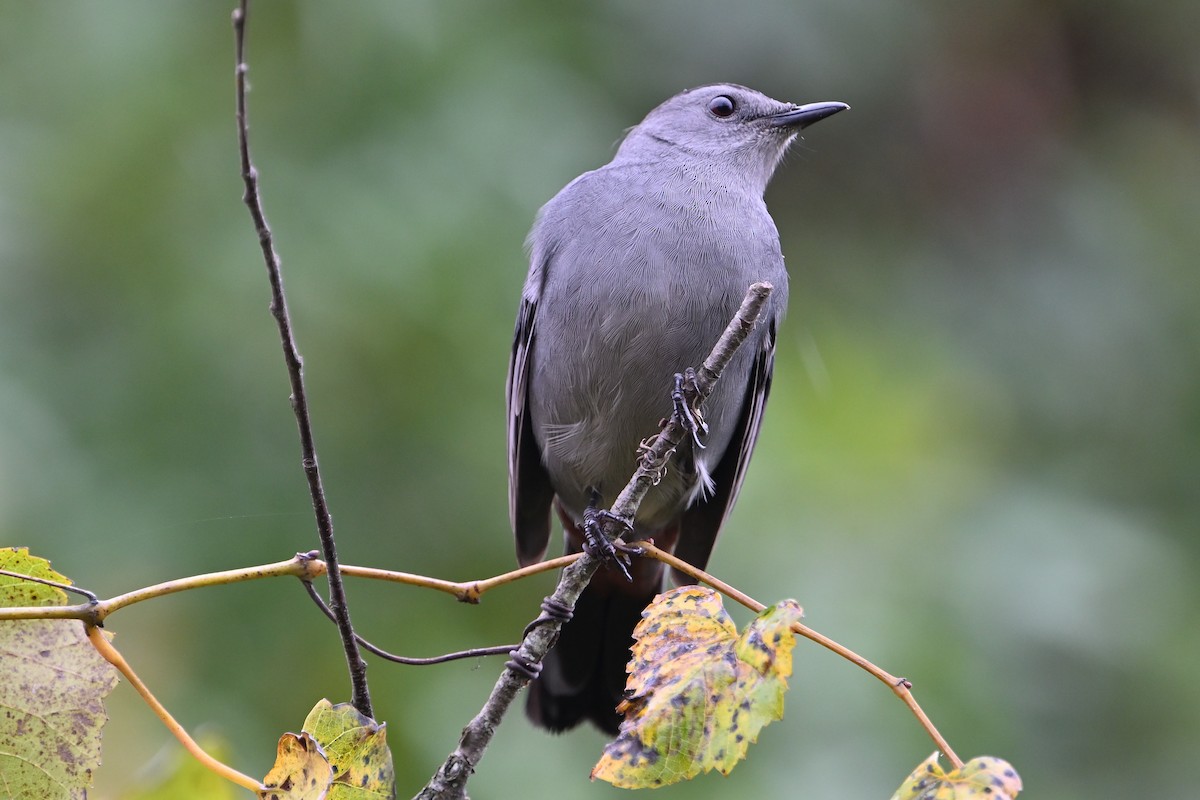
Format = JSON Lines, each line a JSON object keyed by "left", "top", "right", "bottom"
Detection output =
{"left": 507, "top": 293, "right": 556, "bottom": 567}
{"left": 673, "top": 317, "right": 777, "bottom": 583}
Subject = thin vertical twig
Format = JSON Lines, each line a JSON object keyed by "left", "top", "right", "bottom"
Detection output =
{"left": 232, "top": 0, "right": 372, "bottom": 717}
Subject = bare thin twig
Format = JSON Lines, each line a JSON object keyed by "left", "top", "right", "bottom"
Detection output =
{"left": 0, "top": 568, "right": 99, "bottom": 603}
{"left": 415, "top": 282, "right": 774, "bottom": 800}
{"left": 638, "top": 542, "right": 964, "bottom": 769}
{"left": 367, "top": 644, "right": 518, "bottom": 667}
{"left": 232, "top": 0, "right": 371, "bottom": 717}
{"left": 301, "top": 580, "right": 518, "bottom": 665}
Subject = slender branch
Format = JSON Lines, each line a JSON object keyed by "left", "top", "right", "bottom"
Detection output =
{"left": 103, "top": 554, "right": 320, "bottom": 618}
{"left": 445, "top": 553, "right": 582, "bottom": 601}
{"left": 635, "top": 542, "right": 763, "bottom": 614}
{"left": 638, "top": 541, "right": 964, "bottom": 769}
{"left": 342, "top": 553, "right": 582, "bottom": 604}
{"left": 365, "top": 643, "right": 518, "bottom": 667}
{"left": 416, "top": 283, "right": 774, "bottom": 800}
{"left": 301, "top": 580, "right": 518, "bottom": 665}
{"left": 87, "top": 625, "right": 263, "bottom": 792}
{"left": 0, "top": 552, "right": 577, "bottom": 623}
{"left": 0, "top": 554, "right": 323, "bottom": 623}
{"left": 232, "top": 0, "right": 371, "bottom": 717}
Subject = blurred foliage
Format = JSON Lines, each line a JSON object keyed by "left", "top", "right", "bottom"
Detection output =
{"left": 120, "top": 734, "right": 239, "bottom": 800}
{"left": 0, "top": 1, "right": 1196, "bottom": 798}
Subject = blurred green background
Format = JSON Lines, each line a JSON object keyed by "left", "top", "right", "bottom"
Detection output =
{"left": 1, "top": 1, "right": 1196, "bottom": 797}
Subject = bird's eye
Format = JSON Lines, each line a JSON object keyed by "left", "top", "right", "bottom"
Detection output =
{"left": 708, "top": 95, "right": 736, "bottom": 118}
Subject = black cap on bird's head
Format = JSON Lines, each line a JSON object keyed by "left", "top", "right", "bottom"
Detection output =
{"left": 616, "top": 83, "right": 848, "bottom": 189}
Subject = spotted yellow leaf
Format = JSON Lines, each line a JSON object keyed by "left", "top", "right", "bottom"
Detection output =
{"left": 0, "top": 548, "right": 120, "bottom": 799}
{"left": 0, "top": 546, "right": 71, "bottom": 606}
{"left": 259, "top": 732, "right": 333, "bottom": 800}
{"left": 891, "top": 752, "right": 1022, "bottom": 800}
{"left": 301, "top": 699, "right": 394, "bottom": 798}
{"left": 591, "top": 585, "right": 803, "bottom": 788}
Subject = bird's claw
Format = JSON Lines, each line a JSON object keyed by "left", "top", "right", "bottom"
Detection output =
{"left": 672, "top": 368, "right": 708, "bottom": 449}
{"left": 582, "top": 506, "right": 635, "bottom": 582}
{"left": 637, "top": 435, "right": 670, "bottom": 484}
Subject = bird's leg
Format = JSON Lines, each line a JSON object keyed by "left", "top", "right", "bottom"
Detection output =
{"left": 582, "top": 489, "right": 637, "bottom": 582}
{"left": 672, "top": 367, "right": 709, "bottom": 449}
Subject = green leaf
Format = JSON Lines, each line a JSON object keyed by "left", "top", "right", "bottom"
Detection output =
{"left": 591, "top": 586, "right": 803, "bottom": 788}
{"left": 302, "top": 699, "right": 395, "bottom": 799}
{"left": 0, "top": 548, "right": 120, "bottom": 799}
{"left": 0, "top": 546, "right": 71, "bottom": 606}
{"left": 260, "top": 700, "right": 395, "bottom": 799}
{"left": 891, "top": 752, "right": 1022, "bottom": 800}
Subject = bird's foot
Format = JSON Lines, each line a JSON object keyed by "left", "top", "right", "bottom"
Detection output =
{"left": 672, "top": 368, "right": 708, "bottom": 449}
{"left": 582, "top": 494, "right": 636, "bottom": 582}
{"left": 637, "top": 435, "right": 669, "bottom": 484}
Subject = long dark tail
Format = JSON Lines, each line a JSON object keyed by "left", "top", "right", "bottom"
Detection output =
{"left": 525, "top": 514, "right": 676, "bottom": 734}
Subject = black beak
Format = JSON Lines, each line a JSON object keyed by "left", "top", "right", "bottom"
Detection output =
{"left": 768, "top": 101, "right": 850, "bottom": 129}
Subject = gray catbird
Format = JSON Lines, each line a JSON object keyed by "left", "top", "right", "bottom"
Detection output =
{"left": 508, "top": 83, "right": 846, "bottom": 733}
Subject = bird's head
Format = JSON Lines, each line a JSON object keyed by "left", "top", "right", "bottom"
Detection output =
{"left": 617, "top": 83, "right": 848, "bottom": 191}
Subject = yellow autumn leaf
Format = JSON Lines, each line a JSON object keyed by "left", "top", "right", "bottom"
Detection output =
{"left": 890, "top": 752, "right": 1022, "bottom": 800}
{"left": 259, "top": 732, "right": 334, "bottom": 800}
{"left": 591, "top": 585, "right": 803, "bottom": 788}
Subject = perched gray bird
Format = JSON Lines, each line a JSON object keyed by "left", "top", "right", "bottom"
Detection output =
{"left": 508, "top": 84, "right": 846, "bottom": 733}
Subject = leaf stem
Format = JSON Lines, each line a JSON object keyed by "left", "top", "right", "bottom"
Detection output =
{"left": 86, "top": 625, "right": 263, "bottom": 792}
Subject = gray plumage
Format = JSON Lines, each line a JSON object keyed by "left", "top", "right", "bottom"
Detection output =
{"left": 507, "top": 83, "right": 846, "bottom": 733}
